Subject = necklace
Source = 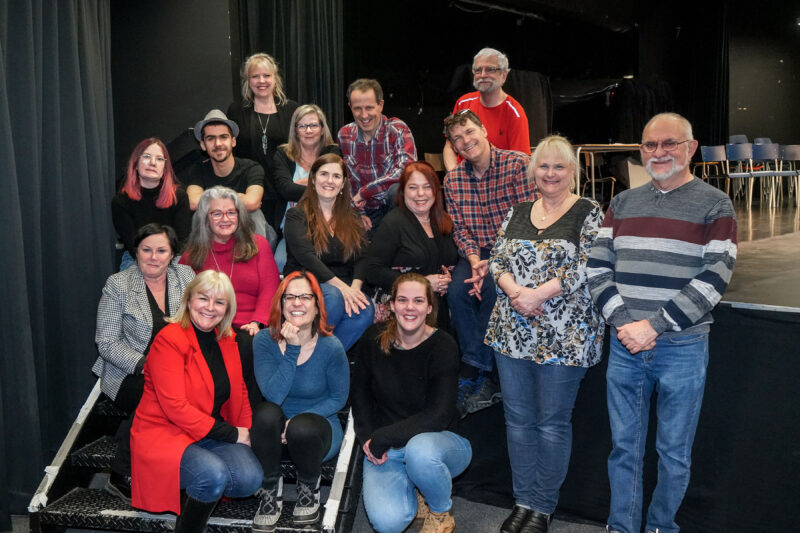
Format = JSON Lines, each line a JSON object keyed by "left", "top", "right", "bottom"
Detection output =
{"left": 256, "top": 112, "right": 272, "bottom": 155}
{"left": 537, "top": 195, "right": 575, "bottom": 221}
{"left": 210, "top": 247, "right": 234, "bottom": 282}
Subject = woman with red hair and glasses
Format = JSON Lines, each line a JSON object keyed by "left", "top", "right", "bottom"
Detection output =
{"left": 365, "top": 161, "right": 458, "bottom": 330}
{"left": 113, "top": 137, "right": 191, "bottom": 270}
{"left": 249, "top": 271, "right": 349, "bottom": 530}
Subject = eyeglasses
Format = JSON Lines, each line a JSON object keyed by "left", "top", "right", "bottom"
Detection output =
{"left": 640, "top": 140, "right": 690, "bottom": 153}
{"left": 140, "top": 154, "right": 166, "bottom": 164}
{"left": 472, "top": 66, "right": 503, "bottom": 75}
{"left": 297, "top": 122, "right": 321, "bottom": 131}
{"left": 209, "top": 210, "right": 238, "bottom": 221}
{"left": 282, "top": 293, "right": 314, "bottom": 302}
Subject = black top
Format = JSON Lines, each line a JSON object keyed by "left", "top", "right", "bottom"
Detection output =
{"left": 283, "top": 206, "right": 368, "bottom": 284}
{"left": 193, "top": 325, "right": 237, "bottom": 443}
{"left": 143, "top": 283, "right": 170, "bottom": 356}
{"left": 350, "top": 324, "right": 462, "bottom": 457}
{"left": 365, "top": 207, "right": 459, "bottom": 290}
{"left": 504, "top": 199, "right": 595, "bottom": 245}
{"left": 111, "top": 185, "right": 191, "bottom": 255}
{"left": 183, "top": 157, "right": 265, "bottom": 194}
{"left": 270, "top": 144, "right": 342, "bottom": 234}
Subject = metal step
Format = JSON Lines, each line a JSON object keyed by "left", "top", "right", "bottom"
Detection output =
{"left": 35, "top": 487, "right": 326, "bottom": 533}
{"left": 71, "top": 436, "right": 339, "bottom": 481}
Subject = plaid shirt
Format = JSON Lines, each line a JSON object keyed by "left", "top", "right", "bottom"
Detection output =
{"left": 444, "top": 146, "right": 536, "bottom": 258}
{"left": 338, "top": 115, "right": 417, "bottom": 210}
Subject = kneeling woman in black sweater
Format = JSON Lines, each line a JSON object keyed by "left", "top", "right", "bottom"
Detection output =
{"left": 351, "top": 273, "right": 472, "bottom": 533}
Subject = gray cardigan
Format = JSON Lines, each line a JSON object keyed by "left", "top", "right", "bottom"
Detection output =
{"left": 92, "top": 262, "right": 195, "bottom": 399}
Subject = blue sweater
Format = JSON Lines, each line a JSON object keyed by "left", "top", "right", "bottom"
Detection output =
{"left": 253, "top": 332, "right": 350, "bottom": 460}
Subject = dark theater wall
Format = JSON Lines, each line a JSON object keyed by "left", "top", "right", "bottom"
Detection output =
{"left": 110, "top": 0, "right": 239, "bottom": 177}
{"left": 728, "top": 0, "right": 800, "bottom": 143}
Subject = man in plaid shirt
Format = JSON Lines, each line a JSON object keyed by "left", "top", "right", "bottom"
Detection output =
{"left": 443, "top": 109, "right": 535, "bottom": 417}
{"left": 338, "top": 78, "right": 417, "bottom": 234}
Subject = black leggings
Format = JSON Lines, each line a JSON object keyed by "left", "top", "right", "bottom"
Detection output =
{"left": 235, "top": 329, "right": 262, "bottom": 409}
{"left": 110, "top": 373, "right": 145, "bottom": 476}
{"left": 250, "top": 401, "right": 332, "bottom": 484}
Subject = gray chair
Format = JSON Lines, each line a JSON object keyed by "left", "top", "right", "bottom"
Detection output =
{"left": 779, "top": 144, "right": 800, "bottom": 207}
{"left": 751, "top": 143, "right": 788, "bottom": 208}
{"left": 696, "top": 145, "right": 729, "bottom": 193}
{"left": 729, "top": 134, "right": 749, "bottom": 144}
{"left": 725, "top": 143, "right": 755, "bottom": 207}
{"left": 754, "top": 137, "right": 772, "bottom": 145}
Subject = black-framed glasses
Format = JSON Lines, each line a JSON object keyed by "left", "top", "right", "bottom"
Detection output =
{"left": 297, "top": 122, "right": 321, "bottom": 131}
{"left": 282, "top": 293, "right": 315, "bottom": 302}
{"left": 472, "top": 66, "right": 503, "bottom": 75}
{"left": 640, "top": 139, "right": 690, "bottom": 153}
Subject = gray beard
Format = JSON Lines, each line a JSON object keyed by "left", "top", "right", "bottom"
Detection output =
{"left": 646, "top": 154, "right": 689, "bottom": 181}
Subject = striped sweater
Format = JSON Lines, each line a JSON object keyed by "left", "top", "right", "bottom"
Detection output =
{"left": 587, "top": 178, "right": 737, "bottom": 335}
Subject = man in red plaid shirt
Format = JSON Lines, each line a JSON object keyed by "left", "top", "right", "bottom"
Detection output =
{"left": 338, "top": 79, "right": 417, "bottom": 234}
{"left": 443, "top": 109, "right": 536, "bottom": 417}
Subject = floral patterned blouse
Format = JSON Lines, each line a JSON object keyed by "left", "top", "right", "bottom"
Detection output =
{"left": 485, "top": 198, "right": 605, "bottom": 367}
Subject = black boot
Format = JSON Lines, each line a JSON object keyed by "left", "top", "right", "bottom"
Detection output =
{"left": 175, "top": 496, "right": 219, "bottom": 533}
{"left": 501, "top": 505, "right": 532, "bottom": 533}
{"left": 519, "top": 510, "right": 552, "bottom": 533}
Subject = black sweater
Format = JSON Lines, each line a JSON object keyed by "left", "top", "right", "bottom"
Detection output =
{"left": 351, "top": 324, "right": 461, "bottom": 457}
{"left": 111, "top": 185, "right": 191, "bottom": 255}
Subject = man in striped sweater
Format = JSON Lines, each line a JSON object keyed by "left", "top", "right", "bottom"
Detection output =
{"left": 587, "top": 113, "right": 737, "bottom": 533}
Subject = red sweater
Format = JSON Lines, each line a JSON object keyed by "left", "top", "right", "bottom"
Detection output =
{"left": 180, "top": 235, "right": 279, "bottom": 328}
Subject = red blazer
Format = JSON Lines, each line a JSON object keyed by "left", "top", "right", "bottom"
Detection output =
{"left": 130, "top": 322, "right": 251, "bottom": 513}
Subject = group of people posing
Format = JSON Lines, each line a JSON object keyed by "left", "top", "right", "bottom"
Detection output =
{"left": 97, "top": 46, "right": 738, "bottom": 533}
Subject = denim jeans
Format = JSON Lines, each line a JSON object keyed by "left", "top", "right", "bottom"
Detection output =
{"left": 361, "top": 431, "right": 472, "bottom": 533}
{"left": 321, "top": 282, "right": 374, "bottom": 350}
{"left": 495, "top": 352, "right": 587, "bottom": 514}
{"left": 449, "top": 250, "right": 497, "bottom": 371}
{"left": 364, "top": 183, "right": 398, "bottom": 238}
{"left": 606, "top": 332, "right": 709, "bottom": 533}
{"left": 179, "top": 438, "right": 263, "bottom": 503}
{"left": 119, "top": 251, "right": 134, "bottom": 272}
{"left": 273, "top": 237, "right": 288, "bottom": 274}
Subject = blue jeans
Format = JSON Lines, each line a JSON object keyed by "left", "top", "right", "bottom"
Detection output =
{"left": 361, "top": 431, "right": 472, "bottom": 533}
{"left": 273, "top": 237, "right": 287, "bottom": 274}
{"left": 449, "top": 250, "right": 496, "bottom": 371}
{"left": 606, "top": 332, "right": 709, "bottom": 533}
{"left": 179, "top": 438, "right": 263, "bottom": 503}
{"left": 495, "top": 352, "right": 587, "bottom": 514}
{"left": 321, "top": 282, "right": 374, "bottom": 350}
{"left": 119, "top": 251, "right": 134, "bottom": 272}
{"left": 364, "top": 183, "right": 399, "bottom": 238}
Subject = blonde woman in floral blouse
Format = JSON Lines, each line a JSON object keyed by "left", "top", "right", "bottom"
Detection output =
{"left": 484, "top": 135, "right": 604, "bottom": 533}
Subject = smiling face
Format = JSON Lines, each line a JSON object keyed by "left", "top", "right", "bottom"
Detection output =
{"left": 348, "top": 88, "right": 383, "bottom": 139}
{"left": 640, "top": 116, "right": 698, "bottom": 187}
{"left": 533, "top": 150, "right": 574, "bottom": 199}
{"left": 137, "top": 143, "right": 166, "bottom": 188}
{"left": 314, "top": 162, "right": 345, "bottom": 202}
{"left": 282, "top": 278, "right": 318, "bottom": 331}
{"left": 403, "top": 171, "right": 435, "bottom": 219}
{"left": 200, "top": 124, "right": 236, "bottom": 164}
{"left": 136, "top": 233, "right": 173, "bottom": 279}
{"left": 207, "top": 197, "right": 239, "bottom": 243}
{"left": 390, "top": 281, "right": 432, "bottom": 335}
{"left": 296, "top": 111, "right": 324, "bottom": 151}
{"left": 188, "top": 289, "right": 228, "bottom": 332}
{"left": 248, "top": 65, "right": 275, "bottom": 99}
{"left": 472, "top": 56, "right": 508, "bottom": 94}
{"left": 448, "top": 120, "right": 490, "bottom": 165}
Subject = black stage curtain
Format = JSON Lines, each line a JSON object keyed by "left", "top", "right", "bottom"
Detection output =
{"left": 237, "top": 0, "right": 346, "bottom": 130}
{"left": 0, "top": 0, "right": 116, "bottom": 526}
{"left": 455, "top": 303, "right": 800, "bottom": 532}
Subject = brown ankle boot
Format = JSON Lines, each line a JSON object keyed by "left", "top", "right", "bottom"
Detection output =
{"left": 419, "top": 508, "right": 455, "bottom": 533}
{"left": 410, "top": 490, "right": 431, "bottom": 530}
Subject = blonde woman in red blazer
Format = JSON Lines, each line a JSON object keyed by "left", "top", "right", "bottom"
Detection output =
{"left": 131, "top": 270, "right": 262, "bottom": 533}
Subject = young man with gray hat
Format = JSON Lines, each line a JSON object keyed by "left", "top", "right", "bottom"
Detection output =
{"left": 185, "top": 109, "right": 272, "bottom": 241}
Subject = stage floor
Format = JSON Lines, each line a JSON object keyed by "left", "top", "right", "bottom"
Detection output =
{"left": 725, "top": 200, "right": 800, "bottom": 308}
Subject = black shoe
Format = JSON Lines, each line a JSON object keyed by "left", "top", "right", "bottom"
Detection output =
{"left": 519, "top": 510, "right": 552, "bottom": 533}
{"left": 501, "top": 505, "right": 531, "bottom": 533}
{"left": 104, "top": 472, "right": 132, "bottom": 503}
{"left": 175, "top": 495, "right": 219, "bottom": 533}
